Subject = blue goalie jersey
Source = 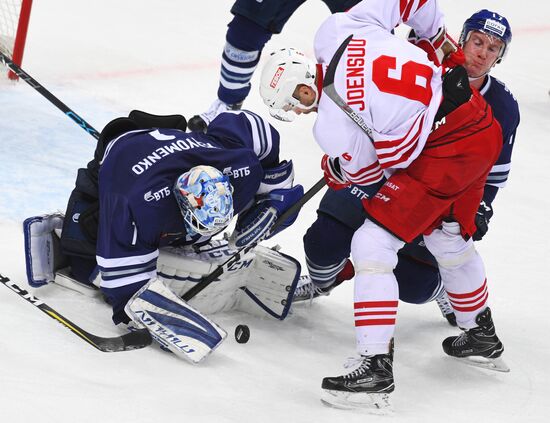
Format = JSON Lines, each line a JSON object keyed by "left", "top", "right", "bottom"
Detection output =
{"left": 96, "top": 110, "right": 280, "bottom": 323}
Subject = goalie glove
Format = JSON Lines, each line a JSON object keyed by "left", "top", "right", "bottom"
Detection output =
{"left": 321, "top": 155, "right": 350, "bottom": 191}
{"left": 408, "top": 27, "right": 465, "bottom": 69}
{"left": 229, "top": 185, "right": 304, "bottom": 249}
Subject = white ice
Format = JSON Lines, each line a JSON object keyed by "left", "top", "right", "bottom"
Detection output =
{"left": 1, "top": 1, "right": 549, "bottom": 422}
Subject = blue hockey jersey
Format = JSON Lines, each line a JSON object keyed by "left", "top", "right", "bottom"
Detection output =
{"left": 96, "top": 110, "right": 281, "bottom": 323}
{"left": 479, "top": 75, "right": 520, "bottom": 204}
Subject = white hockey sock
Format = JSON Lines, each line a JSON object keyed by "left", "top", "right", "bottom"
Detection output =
{"left": 424, "top": 222, "right": 489, "bottom": 329}
{"left": 438, "top": 252, "right": 488, "bottom": 329}
{"left": 354, "top": 272, "right": 399, "bottom": 355}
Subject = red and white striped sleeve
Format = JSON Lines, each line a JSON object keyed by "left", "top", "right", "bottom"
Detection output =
{"left": 372, "top": 112, "right": 427, "bottom": 169}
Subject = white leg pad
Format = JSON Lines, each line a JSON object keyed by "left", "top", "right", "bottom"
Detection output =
{"left": 157, "top": 241, "right": 300, "bottom": 319}
{"left": 237, "top": 245, "right": 300, "bottom": 320}
{"left": 125, "top": 278, "right": 227, "bottom": 364}
{"left": 23, "top": 213, "right": 67, "bottom": 287}
{"left": 157, "top": 241, "right": 254, "bottom": 314}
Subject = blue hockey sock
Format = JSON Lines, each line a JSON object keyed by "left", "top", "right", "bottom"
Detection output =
{"left": 217, "top": 15, "right": 272, "bottom": 105}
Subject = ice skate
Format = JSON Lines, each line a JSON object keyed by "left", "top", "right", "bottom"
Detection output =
{"left": 442, "top": 307, "right": 509, "bottom": 372}
{"left": 293, "top": 260, "right": 354, "bottom": 303}
{"left": 321, "top": 353, "right": 394, "bottom": 412}
{"left": 292, "top": 275, "right": 334, "bottom": 302}
{"left": 188, "top": 99, "right": 242, "bottom": 132}
{"left": 435, "top": 290, "right": 457, "bottom": 326}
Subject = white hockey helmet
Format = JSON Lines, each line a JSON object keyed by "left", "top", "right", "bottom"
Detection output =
{"left": 259, "top": 48, "right": 318, "bottom": 112}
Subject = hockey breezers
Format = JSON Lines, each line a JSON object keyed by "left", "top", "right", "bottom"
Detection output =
{"left": 181, "top": 177, "right": 327, "bottom": 302}
{"left": 0, "top": 51, "right": 100, "bottom": 140}
{"left": 0, "top": 274, "right": 152, "bottom": 352}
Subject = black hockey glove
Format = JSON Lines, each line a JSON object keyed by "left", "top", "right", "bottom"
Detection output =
{"left": 472, "top": 201, "right": 494, "bottom": 241}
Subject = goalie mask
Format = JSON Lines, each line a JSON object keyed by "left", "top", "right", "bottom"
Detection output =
{"left": 259, "top": 48, "right": 318, "bottom": 114}
{"left": 174, "top": 166, "right": 234, "bottom": 236}
{"left": 459, "top": 10, "right": 512, "bottom": 64}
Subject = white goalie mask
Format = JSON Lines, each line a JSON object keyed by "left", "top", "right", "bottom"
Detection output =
{"left": 173, "top": 165, "right": 234, "bottom": 236}
{"left": 259, "top": 48, "right": 318, "bottom": 119}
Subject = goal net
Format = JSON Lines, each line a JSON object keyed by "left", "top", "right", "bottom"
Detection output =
{"left": 0, "top": 0, "right": 32, "bottom": 80}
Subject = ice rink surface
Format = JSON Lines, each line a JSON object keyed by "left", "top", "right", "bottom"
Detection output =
{"left": 1, "top": 1, "right": 549, "bottom": 422}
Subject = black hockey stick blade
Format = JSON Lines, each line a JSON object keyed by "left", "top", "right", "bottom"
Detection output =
{"left": 182, "top": 177, "right": 327, "bottom": 301}
{"left": 0, "top": 274, "right": 152, "bottom": 352}
{"left": 322, "top": 34, "right": 374, "bottom": 141}
{"left": 0, "top": 51, "right": 100, "bottom": 140}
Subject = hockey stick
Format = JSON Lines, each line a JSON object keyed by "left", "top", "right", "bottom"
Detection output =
{"left": 0, "top": 50, "right": 100, "bottom": 140}
{"left": 0, "top": 274, "right": 152, "bottom": 352}
{"left": 322, "top": 34, "right": 374, "bottom": 141}
{"left": 182, "top": 177, "right": 327, "bottom": 301}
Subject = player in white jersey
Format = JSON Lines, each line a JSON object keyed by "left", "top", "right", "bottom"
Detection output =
{"left": 260, "top": 0, "right": 506, "bottom": 410}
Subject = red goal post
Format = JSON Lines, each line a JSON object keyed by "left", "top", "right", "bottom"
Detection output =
{"left": 0, "top": 0, "right": 32, "bottom": 80}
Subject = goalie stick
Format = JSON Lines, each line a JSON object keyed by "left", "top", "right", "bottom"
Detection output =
{"left": 0, "top": 51, "right": 100, "bottom": 140}
{"left": 182, "top": 177, "right": 327, "bottom": 302}
{"left": 0, "top": 274, "right": 152, "bottom": 352}
{"left": 322, "top": 34, "right": 374, "bottom": 142}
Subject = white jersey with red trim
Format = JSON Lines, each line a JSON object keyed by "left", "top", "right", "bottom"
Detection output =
{"left": 313, "top": 0, "right": 445, "bottom": 186}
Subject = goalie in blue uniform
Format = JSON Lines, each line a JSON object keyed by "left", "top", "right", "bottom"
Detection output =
{"left": 23, "top": 109, "right": 304, "bottom": 363}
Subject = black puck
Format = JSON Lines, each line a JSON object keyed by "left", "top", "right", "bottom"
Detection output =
{"left": 235, "top": 324, "right": 250, "bottom": 344}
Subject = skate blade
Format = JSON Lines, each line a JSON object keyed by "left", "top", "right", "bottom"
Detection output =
{"left": 454, "top": 355, "right": 510, "bottom": 373}
{"left": 320, "top": 389, "right": 393, "bottom": 414}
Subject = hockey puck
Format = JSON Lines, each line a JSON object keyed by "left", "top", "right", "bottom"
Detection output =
{"left": 235, "top": 325, "right": 250, "bottom": 344}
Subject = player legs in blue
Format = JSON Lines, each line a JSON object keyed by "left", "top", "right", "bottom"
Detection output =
{"left": 188, "top": 0, "right": 361, "bottom": 131}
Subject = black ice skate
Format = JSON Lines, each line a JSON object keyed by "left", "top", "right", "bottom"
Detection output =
{"left": 188, "top": 99, "right": 242, "bottom": 132}
{"left": 321, "top": 353, "right": 394, "bottom": 411}
{"left": 442, "top": 307, "right": 509, "bottom": 372}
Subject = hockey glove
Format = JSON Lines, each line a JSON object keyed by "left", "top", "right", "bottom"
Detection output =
{"left": 258, "top": 160, "right": 295, "bottom": 194}
{"left": 408, "top": 27, "right": 465, "bottom": 69}
{"left": 321, "top": 155, "right": 350, "bottom": 191}
{"left": 472, "top": 201, "right": 494, "bottom": 241}
{"left": 229, "top": 185, "right": 304, "bottom": 249}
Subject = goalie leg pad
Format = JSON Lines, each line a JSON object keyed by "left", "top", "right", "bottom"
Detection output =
{"left": 125, "top": 278, "right": 227, "bottom": 364}
{"left": 157, "top": 240, "right": 254, "bottom": 314}
{"left": 237, "top": 245, "right": 301, "bottom": 320}
{"left": 23, "top": 213, "right": 68, "bottom": 287}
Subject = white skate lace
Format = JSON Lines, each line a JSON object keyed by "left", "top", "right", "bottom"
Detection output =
{"left": 435, "top": 291, "right": 454, "bottom": 317}
{"left": 452, "top": 332, "right": 469, "bottom": 347}
{"left": 342, "top": 356, "right": 372, "bottom": 379}
{"left": 294, "top": 275, "right": 329, "bottom": 302}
